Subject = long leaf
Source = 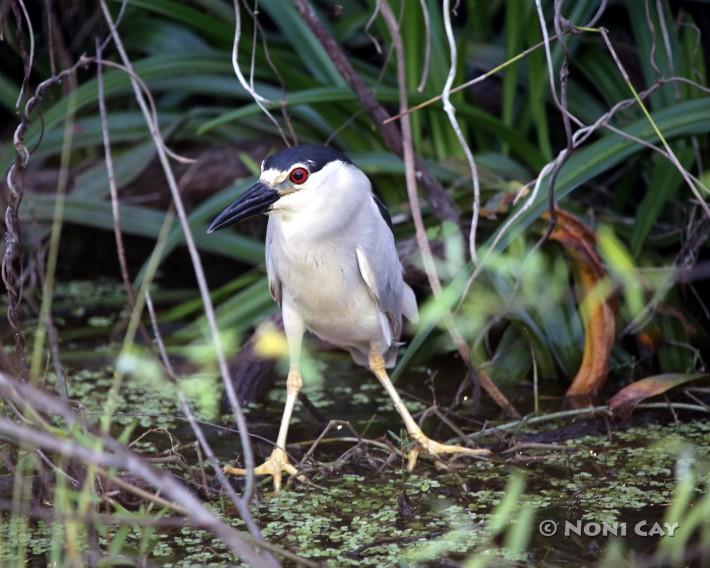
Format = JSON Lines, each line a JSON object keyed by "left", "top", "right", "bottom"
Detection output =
{"left": 199, "top": 86, "right": 545, "bottom": 168}
{"left": 1, "top": 54, "right": 235, "bottom": 168}
{"left": 491, "top": 98, "right": 710, "bottom": 249}
{"left": 259, "top": 0, "right": 346, "bottom": 87}
{"left": 108, "top": 0, "right": 232, "bottom": 43}
{"left": 21, "top": 195, "right": 263, "bottom": 264}
{"left": 631, "top": 144, "right": 695, "bottom": 256}
{"left": 73, "top": 140, "right": 156, "bottom": 199}
{"left": 0, "top": 72, "right": 18, "bottom": 112}
{"left": 396, "top": 98, "right": 710, "bottom": 376}
{"left": 609, "top": 373, "right": 709, "bottom": 418}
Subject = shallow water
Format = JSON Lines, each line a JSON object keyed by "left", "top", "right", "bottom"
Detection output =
{"left": 1, "top": 280, "right": 708, "bottom": 566}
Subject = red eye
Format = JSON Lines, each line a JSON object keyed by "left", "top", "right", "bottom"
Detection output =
{"left": 289, "top": 167, "right": 309, "bottom": 185}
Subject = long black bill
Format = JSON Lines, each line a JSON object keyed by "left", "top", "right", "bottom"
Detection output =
{"left": 207, "top": 182, "right": 279, "bottom": 233}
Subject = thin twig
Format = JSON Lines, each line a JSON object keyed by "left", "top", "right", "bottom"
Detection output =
{"left": 416, "top": 0, "right": 431, "bottom": 92}
{"left": 441, "top": 0, "right": 480, "bottom": 262}
{"left": 520, "top": 0, "right": 592, "bottom": 271}
{"left": 231, "top": 0, "right": 268, "bottom": 103}
{"left": 99, "top": 1, "right": 258, "bottom": 505}
{"left": 143, "top": 292, "right": 275, "bottom": 558}
{"left": 97, "top": 0, "right": 128, "bottom": 52}
{"left": 379, "top": 1, "right": 440, "bottom": 296}
{"left": 14, "top": 0, "right": 35, "bottom": 108}
{"left": 292, "top": 0, "right": 461, "bottom": 225}
{"left": 379, "top": 0, "right": 518, "bottom": 417}
{"left": 0, "top": 373, "right": 268, "bottom": 566}
{"left": 1, "top": 53, "right": 90, "bottom": 377}
{"left": 384, "top": 35, "right": 569, "bottom": 124}
{"left": 644, "top": 0, "right": 663, "bottom": 79}
{"left": 28, "top": 73, "right": 79, "bottom": 380}
{"left": 364, "top": 0, "right": 382, "bottom": 54}
{"left": 231, "top": 0, "right": 289, "bottom": 145}
{"left": 96, "top": 39, "right": 135, "bottom": 310}
{"left": 96, "top": 43, "right": 161, "bottom": 350}
{"left": 599, "top": 27, "right": 710, "bottom": 220}
{"left": 452, "top": 402, "right": 709, "bottom": 445}
{"left": 534, "top": 0, "right": 585, "bottom": 131}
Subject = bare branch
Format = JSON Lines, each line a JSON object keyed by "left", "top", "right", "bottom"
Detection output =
{"left": 96, "top": 39, "right": 135, "bottom": 311}
{"left": 14, "top": 0, "right": 35, "bottom": 107}
{"left": 0, "top": 374, "right": 269, "bottom": 566}
{"left": 364, "top": 0, "right": 383, "bottom": 54}
{"left": 599, "top": 27, "right": 710, "bottom": 220}
{"left": 644, "top": 0, "right": 663, "bottom": 79}
{"left": 292, "top": 0, "right": 461, "bottom": 225}
{"left": 655, "top": 0, "right": 680, "bottom": 99}
{"left": 3, "top": 49, "right": 93, "bottom": 376}
{"left": 416, "top": 0, "right": 431, "bottom": 92}
{"left": 144, "top": 292, "right": 274, "bottom": 555}
{"left": 232, "top": 0, "right": 290, "bottom": 145}
{"left": 441, "top": 0, "right": 481, "bottom": 263}
{"left": 379, "top": 0, "right": 519, "bottom": 418}
{"left": 99, "top": 1, "right": 259, "bottom": 504}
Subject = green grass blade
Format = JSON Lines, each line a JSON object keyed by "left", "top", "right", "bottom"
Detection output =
{"left": 0, "top": 72, "right": 18, "bottom": 111}
{"left": 630, "top": 144, "right": 695, "bottom": 256}
{"left": 491, "top": 98, "right": 710, "bottom": 249}
{"left": 73, "top": 140, "right": 156, "bottom": 199}
{"left": 21, "top": 194, "right": 264, "bottom": 264}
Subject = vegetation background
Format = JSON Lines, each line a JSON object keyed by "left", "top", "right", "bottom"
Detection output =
{"left": 0, "top": 0, "right": 709, "bottom": 566}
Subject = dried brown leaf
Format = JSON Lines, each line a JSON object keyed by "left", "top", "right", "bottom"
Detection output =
{"left": 608, "top": 373, "right": 709, "bottom": 419}
{"left": 545, "top": 210, "right": 617, "bottom": 405}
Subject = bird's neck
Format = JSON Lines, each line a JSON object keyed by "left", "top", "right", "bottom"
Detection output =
{"left": 269, "top": 188, "right": 368, "bottom": 241}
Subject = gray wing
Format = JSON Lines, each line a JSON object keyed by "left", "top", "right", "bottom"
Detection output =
{"left": 356, "top": 197, "right": 418, "bottom": 341}
{"left": 265, "top": 218, "right": 282, "bottom": 304}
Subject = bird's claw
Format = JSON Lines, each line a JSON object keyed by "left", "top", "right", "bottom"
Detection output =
{"left": 224, "top": 447, "right": 302, "bottom": 493}
{"left": 406, "top": 431, "right": 490, "bottom": 471}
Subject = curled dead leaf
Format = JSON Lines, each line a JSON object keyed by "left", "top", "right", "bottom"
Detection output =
{"left": 543, "top": 210, "right": 617, "bottom": 405}
{"left": 608, "top": 373, "right": 709, "bottom": 419}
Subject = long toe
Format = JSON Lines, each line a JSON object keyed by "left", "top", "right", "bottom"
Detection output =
{"left": 224, "top": 448, "right": 300, "bottom": 493}
{"left": 407, "top": 434, "right": 490, "bottom": 472}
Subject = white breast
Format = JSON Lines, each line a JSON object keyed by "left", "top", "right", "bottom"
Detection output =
{"left": 267, "top": 205, "right": 385, "bottom": 349}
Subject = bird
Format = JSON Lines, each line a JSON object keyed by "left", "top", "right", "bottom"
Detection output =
{"left": 208, "top": 144, "right": 489, "bottom": 492}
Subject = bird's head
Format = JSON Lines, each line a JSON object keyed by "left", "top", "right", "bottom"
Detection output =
{"left": 207, "top": 144, "right": 360, "bottom": 233}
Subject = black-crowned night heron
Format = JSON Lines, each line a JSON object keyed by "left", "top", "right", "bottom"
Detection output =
{"left": 208, "top": 144, "right": 488, "bottom": 491}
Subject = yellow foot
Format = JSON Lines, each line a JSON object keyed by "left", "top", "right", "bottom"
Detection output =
{"left": 224, "top": 447, "right": 299, "bottom": 493}
{"left": 407, "top": 432, "right": 490, "bottom": 471}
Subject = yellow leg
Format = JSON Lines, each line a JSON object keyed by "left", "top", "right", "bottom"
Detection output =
{"left": 225, "top": 368, "right": 302, "bottom": 492}
{"left": 368, "top": 349, "right": 490, "bottom": 471}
